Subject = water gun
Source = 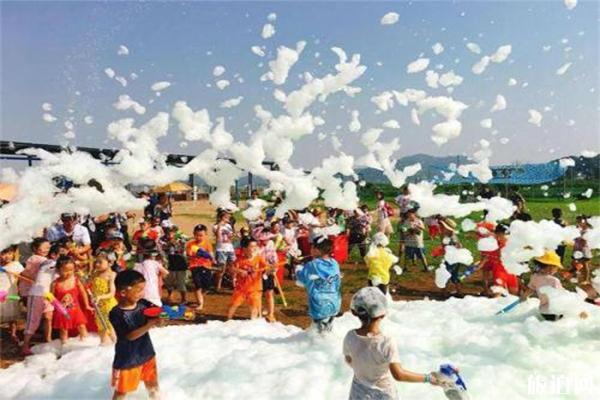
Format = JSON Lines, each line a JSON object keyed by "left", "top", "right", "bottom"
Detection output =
{"left": 434, "top": 364, "right": 469, "bottom": 400}
{"left": 45, "top": 292, "right": 70, "bottom": 320}
{"left": 458, "top": 265, "right": 478, "bottom": 282}
{"left": 495, "top": 298, "right": 522, "bottom": 315}
{"left": 0, "top": 266, "right": 35, "bottom": 283}
{"left": 195, "top": 247, "right": 214, "bottom": 261}
{"left": 0, "top": 290, "right": 20, "bottom": 303}
{"left": 143, "top": 305, "right": 195, "bottom": 321}
{"left": 85, "top": 288, "right": 110, "bottom": 332}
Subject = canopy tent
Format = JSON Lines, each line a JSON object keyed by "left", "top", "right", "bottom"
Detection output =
{"left": 436, "top": 160, "right": 568, "bottom": 185}
{"left": 153, "top": 181, "right": 192, "bottom": 193}
{"left": 0, "top": 183, "right": 18, "bottom": 202}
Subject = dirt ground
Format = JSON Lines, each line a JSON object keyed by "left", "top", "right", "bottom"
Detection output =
{"left": 0, "top": 200, "right": 485, "bottom": 369}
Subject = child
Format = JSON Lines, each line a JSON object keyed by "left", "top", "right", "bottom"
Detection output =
{"left": 51, "top": 256, "right": 93, "bottom": 343}
{"left": 109, "top": 270, "right": 164, "bottom": 400}
{"left": 259, "top": 228, "right": 279, "bottom": 322}
{"left": 214, "top": 210, "right": 236, "bottom": 291}
{"left": 132, "top": 219, "right": 159, "bottom": 261}
{"left": 572, "top": 215, "right": 592, "bottom": 284}
{"left": 134, "top": 246, "right": 169, "bottom": 307}
{"left": 401, "top": 209, "right": 430, "bottom": 272}
{"left": 21, "top": 240, "right": 61, "bottom": 355}
{"left": 19, "top": 237, "right": 50, "bottom": 297}
{"left": 551, "top": 208, "right": 567, "bottom": 262}
{"left": 480, "top": 224, "right": 519, "bottom": 296}
{"left": 161, "top": 226, "right": 188, "bottom": 305}
{"left": 295, "top": 237, "right": 341, "bottom": 333}
{"left": 364, "top": 233, "right": 398, "bottom": 294}
{"left": 438, "top": 218, "right": 464, "bottom": 295}
{"left": 227, "top": 239, "right": 269, "bottom": 320}
{"left": 344, "top": 287, "right": 440, "bottom": 399}
{"left": 186, "top": 224, "right": 214, "bottom": 311}
{"left": 520, "top": 250, "right": 566, "bottom": 321}
{"left": 90, "top": 253, "right": 118, "bottom": 345}
{"left": 98, "top": 230, "right": 128, "bottom": 272}
{"left": 0, "top": 245, "right": 24, "bottom": 343}
{"left": 282, "top": 218, "right": 300, "bottom": 278}
{"left": 348, "top": 207, "right": 371, "bottom": 262}
{"left": 375, "top": 191, "right": 394, "bottom": 237}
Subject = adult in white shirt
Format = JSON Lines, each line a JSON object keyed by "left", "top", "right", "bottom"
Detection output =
{"left": 45, "top": 213, "right": 91, "bottom": 258}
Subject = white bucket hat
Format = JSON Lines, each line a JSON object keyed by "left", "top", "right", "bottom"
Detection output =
{"left": 350, "top": 286, "right": 388, "bottom": 319}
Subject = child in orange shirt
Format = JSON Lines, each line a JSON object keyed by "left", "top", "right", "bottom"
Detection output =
{"left": 185, "top": 224, "right": 214, "bottom": 311}
{"left": 226, "top": 239, "right": 269, "bottom": 320}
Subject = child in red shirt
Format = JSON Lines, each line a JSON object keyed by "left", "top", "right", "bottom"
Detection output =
{"left": 480, "top": 225, "right": 519, "bottom": 296}
{"left": 51, "top": 256, "right": 94, "bottom": 343}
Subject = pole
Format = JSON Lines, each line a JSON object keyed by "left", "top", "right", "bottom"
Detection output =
{"left": 235, "top": 179, "right": 240, "bottom": 207}
{"left": 248, "top": 172, "right": 253, "bottom": 198}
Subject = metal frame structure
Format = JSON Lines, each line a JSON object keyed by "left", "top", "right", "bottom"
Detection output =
{"left": 0, "top": 140, "right": 277, "bottom": 204}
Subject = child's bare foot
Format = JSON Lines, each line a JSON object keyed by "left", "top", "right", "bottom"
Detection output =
{"left": 21, "top": 346, "right": 33, "bottom": 356}
{"left": 266, "top": 314, "right": 276, "bottom": 323}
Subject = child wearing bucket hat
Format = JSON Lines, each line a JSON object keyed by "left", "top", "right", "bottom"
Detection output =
{"left": 520, "top": 250, "right": 565, "bottom": 321}
{"left": 343, "top": 287, "right": 440, "bottom": 399}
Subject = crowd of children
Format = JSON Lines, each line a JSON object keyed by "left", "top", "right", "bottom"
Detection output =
{"left": 0, "top": 187, "right": 597, "bottom": 399}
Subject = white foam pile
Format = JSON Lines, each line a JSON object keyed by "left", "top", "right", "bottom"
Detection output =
{"left": 1, "top": 297, "right": 598, "bottom": 399}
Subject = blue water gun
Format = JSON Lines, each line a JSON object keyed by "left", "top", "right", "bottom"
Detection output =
{"left": 144, "top": 305, "right": 194, "bottom": 320}
{"left": 438, "top": 364, "right": 469, "bottom": 400}
{"left": 196, "top": 248, "right": 214, "bottom": 261}
{"left": 458, "top": 265, "right": 478, "bottom": 282}
{"left": 495, "top": 298, "right": 522, "bottom": 315}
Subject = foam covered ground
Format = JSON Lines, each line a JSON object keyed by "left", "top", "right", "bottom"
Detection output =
{"left": 1, "top": 296, "right": 599, "bottom": 399}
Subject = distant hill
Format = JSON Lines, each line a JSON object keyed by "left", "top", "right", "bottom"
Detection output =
{"left": 356, "top": 154, "right": 469, "bottom": 183}
{"left": 193, "top": 153, "right": 599, "bottom": 188}
{"left": 559, "top": 155, "right": 600, "bottom": 180}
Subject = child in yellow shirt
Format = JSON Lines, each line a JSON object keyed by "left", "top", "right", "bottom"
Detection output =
{"left": 364, "top": 233, "right": 399, "bottom": 294}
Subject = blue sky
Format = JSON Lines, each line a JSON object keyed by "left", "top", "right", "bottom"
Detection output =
{"left": 1, "top": 0, "right": 598, "bottom": 169}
